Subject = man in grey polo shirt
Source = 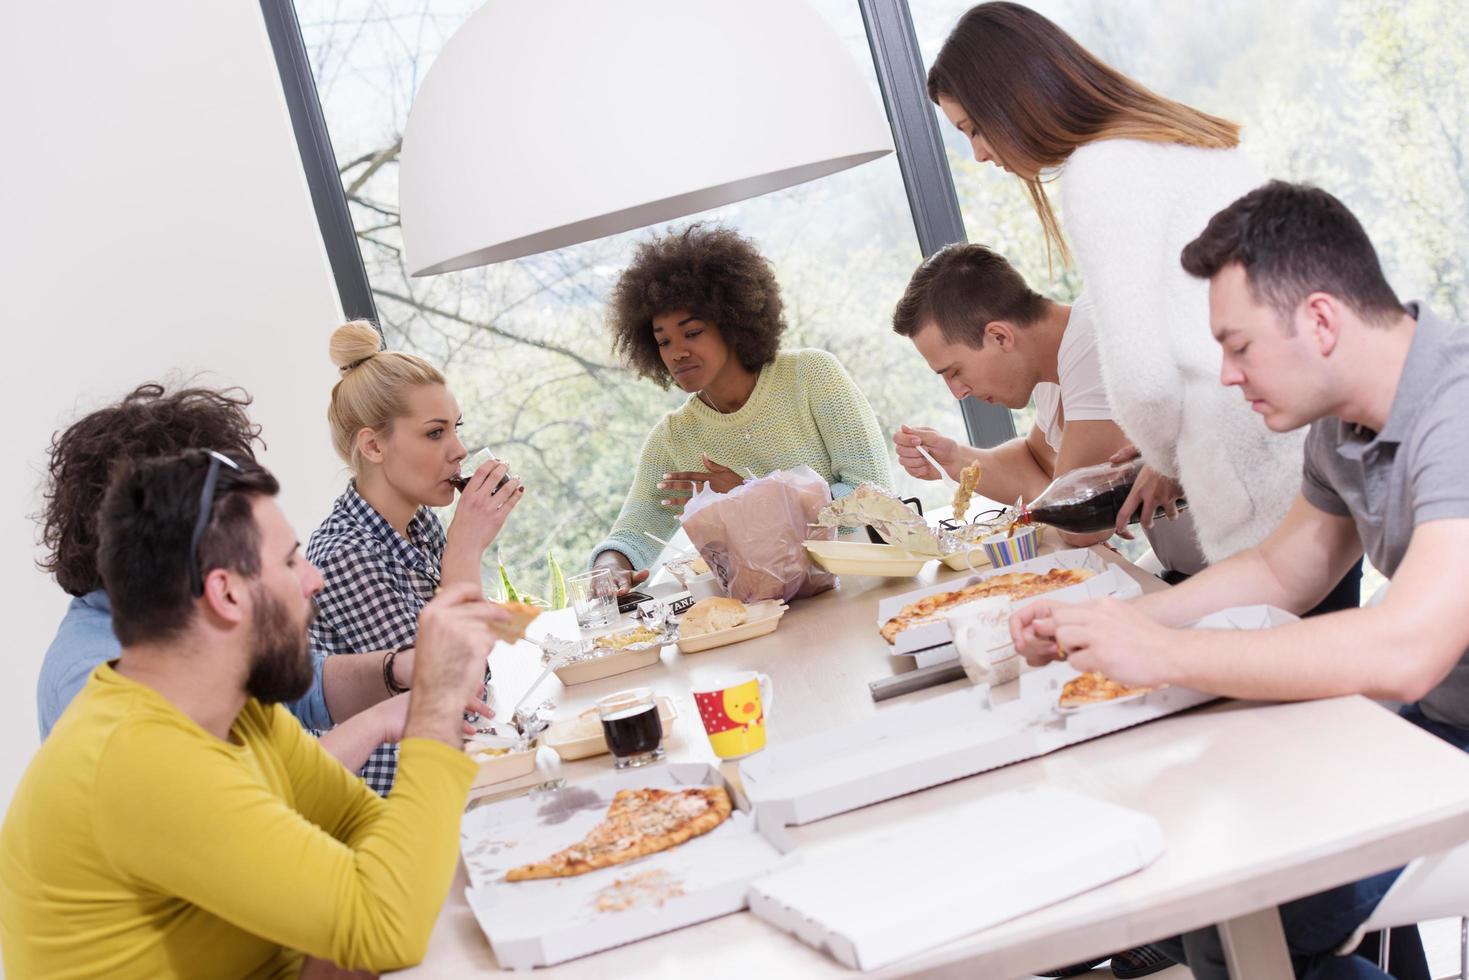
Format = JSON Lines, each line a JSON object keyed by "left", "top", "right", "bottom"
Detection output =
{"left": 1011, "top": 181, "right": 1469, "bottom": 980}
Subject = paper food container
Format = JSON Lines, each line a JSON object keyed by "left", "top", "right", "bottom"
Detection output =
{"left": 937, "top": 546, "right": 993, "bottom": 571}
{"left": 677, "top": 601, "right": 786, "bottom": 654}
{"left": 879, "top": 549, "right": 1142, "bottom": 666}
{"left": 460, "top": 763, "right": 788, "bottom": 970}
{"left": 748, "top": 786, "right": 1164, "bottom": 971}
{"left": 552, "top": 635, "right": 667, "bottom": 686}
{"left": 464, "top": 737, "right": 541, "bottom": 790}
{"left": 801, "top": 540, "right": 931, "bottom": 577}
{"left": 543, "top": 695, "right": 680, "bottom": 761}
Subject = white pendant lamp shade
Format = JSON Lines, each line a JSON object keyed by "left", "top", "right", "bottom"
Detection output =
{"left": 399, "top": 0, "right": 895, "bottom": 276}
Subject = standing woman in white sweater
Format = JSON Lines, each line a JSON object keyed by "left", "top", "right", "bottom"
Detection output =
{"left": 927, "top": 2, "right": 1311, "bottom": 571}
{"left": 924, "top": 8, "right": 1378, "bottom": 979}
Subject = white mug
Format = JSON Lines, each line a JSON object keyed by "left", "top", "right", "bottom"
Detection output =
{"left": 941, "top": 596, "right": 1019, "bottom": 685}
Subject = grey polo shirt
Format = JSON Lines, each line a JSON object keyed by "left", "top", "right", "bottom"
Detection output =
{"left": 1301, "top": 302, "right": 1469, "bottom": 728}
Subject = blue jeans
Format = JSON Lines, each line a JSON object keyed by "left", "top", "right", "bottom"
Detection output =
{"left": 1154, "top": 703, "right": 1469, "bottom": 979}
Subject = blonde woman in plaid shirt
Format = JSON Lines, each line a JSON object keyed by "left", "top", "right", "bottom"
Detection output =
{"left": 308, "top": 321, "right": 525, "bottom": 793}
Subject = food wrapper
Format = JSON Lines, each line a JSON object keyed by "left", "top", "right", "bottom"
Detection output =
{"left": 816, "top": 482, "right": 917, "bottom": 529}
{"left": 680, "top": 465, "right": 837, "bottom": 603}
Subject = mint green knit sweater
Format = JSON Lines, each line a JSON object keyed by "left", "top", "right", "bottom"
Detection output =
{"left": 594, "top": 349, "right": 893, "bottom": 570}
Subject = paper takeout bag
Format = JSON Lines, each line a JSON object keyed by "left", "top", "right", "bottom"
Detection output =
{"left": 680, "top": 465, "right": 837, "bottom": 603}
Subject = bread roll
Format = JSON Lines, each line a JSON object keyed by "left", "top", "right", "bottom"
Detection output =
{"left": 680, "top": 597, "right": 747, "bottom": 637}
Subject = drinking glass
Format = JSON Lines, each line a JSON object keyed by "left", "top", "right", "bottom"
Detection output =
{"left": 568, "top": 567, "right": 616, "bottom": 629}
{"left": 596, "top": 687, "right": 664, "bottom": 768}
{"left": 451, "top": 447, "right": 511, "bottom": 493}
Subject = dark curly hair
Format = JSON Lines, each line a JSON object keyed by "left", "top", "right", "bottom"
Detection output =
{"left": 38, "top": 383, "right": 264, "bottom": 596}
{"left": 607, "top": 224, "right": 787, "bottom": 387}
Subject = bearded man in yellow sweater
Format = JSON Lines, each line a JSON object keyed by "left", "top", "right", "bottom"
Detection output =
{"left": 0, "top": 450, "right": 507, "bottom": 978}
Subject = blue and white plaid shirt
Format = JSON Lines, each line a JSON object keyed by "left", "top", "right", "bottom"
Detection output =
{"left": 307, "top": 482, "right": 446, "bottom": 795}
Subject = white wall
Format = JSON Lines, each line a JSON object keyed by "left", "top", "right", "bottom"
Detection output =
{"left": 0, "top": 3, "right": 346, "bottom": 808}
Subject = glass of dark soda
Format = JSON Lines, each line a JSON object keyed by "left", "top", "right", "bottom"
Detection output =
{"left": 596, "top": 688, "right": 665, "bottom": 769}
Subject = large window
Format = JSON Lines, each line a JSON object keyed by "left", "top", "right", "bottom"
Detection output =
{"left": 909, "top": 0, "right": 1469, "bottom": 591}
{"left": 296, "top": 1, "right": 970, "bottom": 585}
{"left": 911, "top": 0, "right": 1469, "bottom": 321}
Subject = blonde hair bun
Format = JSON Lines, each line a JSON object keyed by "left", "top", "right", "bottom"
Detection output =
{"left": 330, "top": 320, "right": 384, "bottom": 372}
{"left": 325, "top": 321, "right": 446, "bottom": 472}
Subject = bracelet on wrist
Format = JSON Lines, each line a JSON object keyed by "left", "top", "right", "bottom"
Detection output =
{"left": 383, "top": 648, "right": 410, "bottom": 696}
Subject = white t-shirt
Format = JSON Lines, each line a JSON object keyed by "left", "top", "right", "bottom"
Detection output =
{"left": 1031, "top": 292, "right": 1112, "bottom": 451}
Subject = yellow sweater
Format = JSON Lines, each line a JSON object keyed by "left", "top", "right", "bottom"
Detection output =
{"left": 0, "top": 664, "right": 475, "bottom": 979}
{"left": 595, "top": 348, "right": 894, "bottom": 569}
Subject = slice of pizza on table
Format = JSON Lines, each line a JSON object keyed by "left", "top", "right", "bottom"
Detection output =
{"left": 1058, "top": 671, "right": 1152, "bottom": 707}
{"left": 506, "top": 786, "right": 732, "bottom": 881}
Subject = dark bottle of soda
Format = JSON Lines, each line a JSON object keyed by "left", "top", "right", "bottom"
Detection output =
{"left": 1021, "top": 458, "right": 1184, "bottom": 534}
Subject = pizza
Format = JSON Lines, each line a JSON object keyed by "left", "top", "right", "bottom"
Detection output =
{"left": 505, "top": 786, "right": 732, "bottom": 881}
{"left": 951, "top": 461, "right": 983, "bottom": 522}
{"left": 1058, "top": 671, "right": 1151, "bottom": 707}
{"left": 880, "top": 567, "right": 1096, "bottom": 644}
{"left": 490, "top": 601, "right": 542, "bottom": 644}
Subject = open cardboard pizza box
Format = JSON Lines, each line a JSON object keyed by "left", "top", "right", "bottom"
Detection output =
{"left": 460, "top": 762, "right": 790, "bottom": 970}
{"left": 879, "top": 548, "right": 1142, "bottom": 668}
{"left": 744, "top": 605, "right": 1296, "bottom": 831}
{"left": 748, "top": 786, "right": 1165, "bottom": 971}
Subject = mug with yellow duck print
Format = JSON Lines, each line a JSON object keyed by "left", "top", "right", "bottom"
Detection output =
{"left": 692, "top": 671, "right": 774, "bottom": 759}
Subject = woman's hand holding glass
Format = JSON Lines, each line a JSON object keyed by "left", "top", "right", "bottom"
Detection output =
{"left": 657, "top": 453, "right": 743, "bottom": 512}
{"left": 448, "top": 455, "right": 524, "bottom": 553}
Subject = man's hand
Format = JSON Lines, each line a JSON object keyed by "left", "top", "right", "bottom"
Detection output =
{"left": 1010, "top": 600, "right": 1065, "bottom": 665}
{"left": 1027, "top": 598, "right": 1179, "bottom": 689}
{"left": 404, "top": 585, "right": 511, "bottom": 746}
{"left": 1111, "top": 445, "right": 1184, "bottom": 537}
{"left": 657, "top": 454, "right": 744, "bottom": 512}
{"left": 893, "top": 424, "right": 960, "bottom": 481}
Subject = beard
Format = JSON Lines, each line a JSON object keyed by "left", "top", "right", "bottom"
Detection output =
{"left": 244, "top": 587, "right": 317, "bottom": 705}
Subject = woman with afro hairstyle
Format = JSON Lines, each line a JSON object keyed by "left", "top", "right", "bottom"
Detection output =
{"left": 591, "top": 223, "right": 892, "bottom": 583}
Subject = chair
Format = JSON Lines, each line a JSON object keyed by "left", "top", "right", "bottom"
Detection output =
{"left": 1334, "top": 843, "right": 1469, "bottom": 975}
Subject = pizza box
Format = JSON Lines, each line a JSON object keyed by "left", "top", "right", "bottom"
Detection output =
{"left": 878, "top": 549, "right": 1142, "bottom": 667}
{"left": 742, "top": 604, "right": 1288, "bottom": 830}
{"left": 747, "top": 786, "right": 1164, "bottom": 971}
{"left": 739, "top": 685, "right": 1043, "bottom": 829}
{"left": 460, "top": 762, "right": 789, "bottom": 970}
{"left": 542, "top": 695, "right": 680, "bottom": 761}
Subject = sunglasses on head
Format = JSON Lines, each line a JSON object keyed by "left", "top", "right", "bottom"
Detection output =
{"left": 188, "top": 450, "right": 243, "bottom": 598}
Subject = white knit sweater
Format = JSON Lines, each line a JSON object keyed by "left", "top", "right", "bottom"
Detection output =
{"left": 1060, "top": 139, "right": 1305, "bottom": 561}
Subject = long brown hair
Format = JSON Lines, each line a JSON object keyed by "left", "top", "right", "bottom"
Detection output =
{"left": 928, "top": 2, "right": 1240, "bottom": 265}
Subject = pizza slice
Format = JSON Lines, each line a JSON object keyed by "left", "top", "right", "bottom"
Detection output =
{"left": 880, "top": 568, "right": 1096, "bottom": 644}
{"left": 489, "top": 600, "right": 543, "bottom": 644}
{"left": 505, "top": 786, "right": 732, "bottom": 881}
{"left": 1058, "top": 671, "right": 1152, "bottom": 707}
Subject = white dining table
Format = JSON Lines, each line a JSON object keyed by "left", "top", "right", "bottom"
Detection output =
{"left": 393, "top": 545, "right": 1469, "bottom": 979}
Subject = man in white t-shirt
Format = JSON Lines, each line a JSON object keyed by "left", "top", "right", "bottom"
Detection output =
{"left": 892, "top": 243, "right": 1201, "bottom": 558}
{"left": 894, "top": 245, "right": 1191, "bottom": 977}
